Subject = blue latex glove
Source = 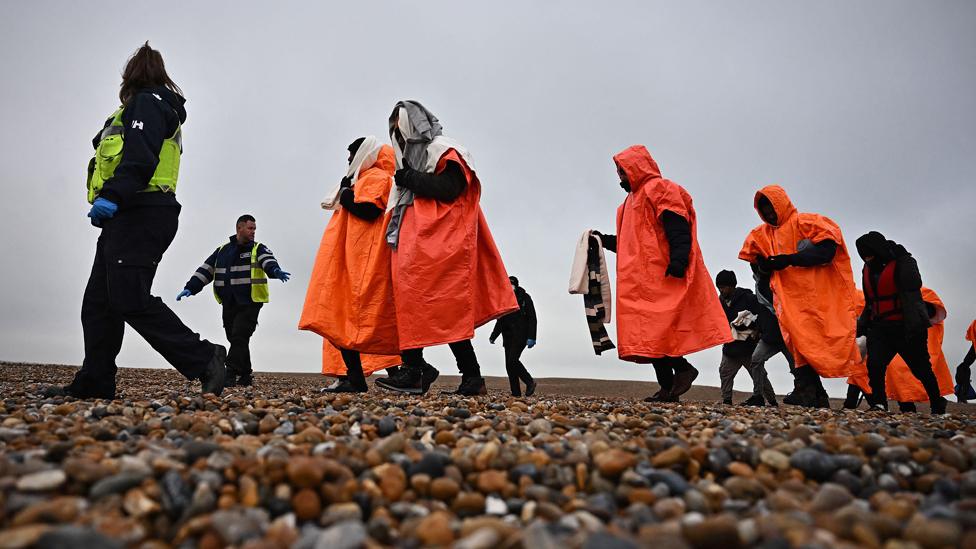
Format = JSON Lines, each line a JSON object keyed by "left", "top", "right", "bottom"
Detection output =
{"left": 273, "top": 269, "right": 291, "bottom": 282}
{"left": 526, "top": 339, "right": 536, "bottom": 349}
{"left": 87, "top": 198, "right": 118, "bottom": 224}
{"left": 176, "top": 289, "right": 192, "bottom": 301}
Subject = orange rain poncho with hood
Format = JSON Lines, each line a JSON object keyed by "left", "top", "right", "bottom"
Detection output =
{"left": 612, "top": 145, "right": 731, "bottom": 360}
{"left": 848, "top": 287, "right": 954, "bottom": 402}
{"left": 299, "top": 141, "right": 400, "bottom": 356}
{"left": 738, "top": 185, "right": 860, "bottom": 378}
{"left": 386, "top": 102, "right": 517, "bottom": 350}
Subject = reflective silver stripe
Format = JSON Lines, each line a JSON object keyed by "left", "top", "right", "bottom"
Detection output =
{"left": 230, "top": 265, "right": 251, "bottom": 272}
{"left": 192, "top": 272, "right": 209, "bottom": 283}
{"left": 214, "top": 281, "right": 225, "bottom": 287}
{"left": 199, "top": 264, "right": 215, "bottom": 274}
{"left": 257, "top": 254, "right": 274, "bottom": 261}
{"left": 230, "top": 278, "right": 251, "bottom": 285}
{"left": 100, "top": 125, "right": 123, "bottom": 141}
{"left": 215, "top": 268, "right": 227, "bottom": 274}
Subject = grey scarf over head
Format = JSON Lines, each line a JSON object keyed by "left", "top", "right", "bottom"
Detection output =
{"left": 386, "top": 100, "right": 443, "bottom": 248}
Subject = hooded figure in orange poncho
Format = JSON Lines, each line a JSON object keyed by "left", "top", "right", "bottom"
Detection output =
{"left": 956, "top": 319, "right": 976, "bottom": 402}
{"left": 593, "top": 145, "right": 731, "bottom": 403}
{"left": 299, "top": 137, "right": 401, "bottom": 393}
{"left": 845, "top": 287, "right": 954, "bottom": 411}
{"left": 374, "top": 100, "right": 518, "bottom": 397}
{"left": 738, "top": 185, "right": 860, "bottom": 408}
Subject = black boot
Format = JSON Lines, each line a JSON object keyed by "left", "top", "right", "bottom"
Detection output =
{"left": 742, "top": 395, "right": 765, "bottom": 407}
{"left": 200, "top": 345, "right": 227, "bottom": 396}
{"left": 897, "top": 401, "right": 917, "bottom": 413}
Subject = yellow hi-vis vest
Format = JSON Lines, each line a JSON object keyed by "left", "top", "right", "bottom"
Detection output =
{"left": 86, "top": 106, "right": 182, "bottom": 204}
{"left": 213, "top": 242, "right": 269, "bottom": 304}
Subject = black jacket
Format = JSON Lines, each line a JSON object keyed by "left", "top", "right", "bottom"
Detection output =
{"left": 490, "top": 286, "right": 537, "bottom": 347}
{"left": 93, "top": 86, "right": 185, "bottom": 210}
{"left": 184, "top": 237, "right": 281, "bottom": 304}
{"left": 753, "top": 268, "right": 785, "bottom": 345}
{"left": 859, "top": 241, "right": 929, "bottom": 334}
{"left": 720, "top": 287, "right": 761, "bottom": 358}
{"left": 598, "top": 209, "right": 691, "bottom": 275}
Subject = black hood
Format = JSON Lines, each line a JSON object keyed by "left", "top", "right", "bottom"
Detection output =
{"left": 139, "top": 86, "right": 186, "bottom": 123}
{"left": 855, "top": 231, "right": 892, "bottom": 262}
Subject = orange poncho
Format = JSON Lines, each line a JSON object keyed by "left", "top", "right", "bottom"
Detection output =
{"left": 738, "top": 185, "right": 859, "bottom": 378}
{"left": 612, "top": 145, "right": 731, "bottom": 361}
{"left": 392, "top": 150, "right": 517, "bottom": 349}
{"left": 320, "top": 341, "right": 400, "bottom": 377}
{"left": 848, "top": 288, "right": 954, "bottom": 402}
{"left": 968, "top": 320, "right": 976, "bottom": 346}
{"left": 299, "top": 145, "right": 400, "bottom": 355}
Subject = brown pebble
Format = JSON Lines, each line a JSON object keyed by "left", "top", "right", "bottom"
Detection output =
{"left": 417, "top": 511, "right": 455, "bottom": 546}
{"left": 476, "top": 470, "right": 508, "bottom": 494}
{"left": 594, "top": 449, "right": 636, "bottom": 478}
{"left": 431, "top": 477, "right": 461, "bottom": 502}
{"left": 292, "top": 488, "right": 321, "bottom": 521}
{"left": 652, "top": 445, "right": 689, "bottom": 468}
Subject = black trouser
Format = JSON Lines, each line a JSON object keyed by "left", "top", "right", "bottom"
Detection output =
{"left": 221, "top": 302, "right": 262, "bottom": 378}
{"left": 503, "top": 342, "right": 534, "bottom": 395}
{"left": 649, "top": 356, "right": 692, "bottom": 393}
{"left": 339, "top": 348, "right": 367, "bottom": 387}
{"left": 71, "top": 206, "right": 214, "bottom": 397}
{"left": 401, "top": 339, "right": 481, "bottom": 377}
{"left": 866, "top": 323, "right": 941, "bottom": 407}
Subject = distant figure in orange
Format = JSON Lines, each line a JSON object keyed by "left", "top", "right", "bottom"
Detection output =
{"left": 594, "top": 145, "right": 731, "bottom": 403}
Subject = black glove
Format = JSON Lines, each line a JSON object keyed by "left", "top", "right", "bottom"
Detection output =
{"left": 766, "top": 255, "right": 793, "bottom": 271}
{"left": 755, "top": 257, "right": 774, "bottom": 274}
{"left": 957, "top": 364, "right": 971, "bottom": 386}
{"left": 394, "top": 167, "right": 419, "bottom": 190}
{"left": 340, "top": 175, "right": 353, "bottom": 189}
{"left": 665, "top": 262, "right": 687, "bottom": 278}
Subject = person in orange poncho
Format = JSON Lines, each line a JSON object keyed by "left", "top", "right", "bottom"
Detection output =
{"left": 956, "top": 319, "right": 976, "bottom": 403}
{"left": 845, "top": 287, "right": 954, "bottom": 412}
{"left": 375, "top": 100, "right": 518, "bottom": 396}
{"left": 299, "top": 137, "right": 401, "bottom": 392}
{"left": 738, "top": 185, "right": 860, "bottom": 408}
{"left": 851, "top": 231, "right": 947, "bottom": 414}
{"left": 593, "top": 145, "right": 731, "bottom": 402}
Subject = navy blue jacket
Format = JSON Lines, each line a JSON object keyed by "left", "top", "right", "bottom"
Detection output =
{"left": 184, "top": 236, "right": 281, "bottom": 304}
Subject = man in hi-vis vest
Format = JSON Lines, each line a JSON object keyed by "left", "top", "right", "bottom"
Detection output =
{"left": 178, "top": 215, "right": 290, "bottom": 387}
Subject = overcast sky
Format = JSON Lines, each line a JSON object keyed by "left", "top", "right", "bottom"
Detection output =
{"left": 2, "top": 1, "right": 974, "bottom": 398}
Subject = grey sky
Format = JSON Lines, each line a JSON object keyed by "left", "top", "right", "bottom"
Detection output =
{"left": 2, "top": 1, "right": 974, "bottom": 398}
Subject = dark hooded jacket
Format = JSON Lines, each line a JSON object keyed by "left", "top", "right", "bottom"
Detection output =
{"left": 93, "top": 86, "right": 185, "bottom": 209}
{"left": 720, "top": 287, "right": 761, "bottom": 358}
{"left": 490, "top": 286, "right": 537, "bottom": 348}
{"left": 856, "top": 234, "right": 929, "bottom": 335}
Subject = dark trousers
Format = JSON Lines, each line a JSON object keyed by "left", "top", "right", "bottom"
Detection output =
{"left": 503, "top": 342, "right": 534, "bottom": 396}
{"left": 866, "top": 324, "right": 941, "bottom": 407}
{"left": 71, "top": 207, "right": 214, "bottom": 397}
{"left": 401, "top": 339, "right": 482, "bottom": 377}
{"left": 221, "top": 302, "right": 262, "bottom": 378}
{"left": 650, "top": 356, "right": 692, "bottom": 393}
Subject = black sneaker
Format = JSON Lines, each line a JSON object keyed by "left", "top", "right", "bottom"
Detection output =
{"left": 524, "top": 379, "right": 537, "bottom": 397}
{"left": 815, "top": 390, "right": 831, "bottom": 410}
{"left": 45, "top": 384, "right": 115, "bottom": 400}
{"left": 767, "top": 398, "right": 779, "bottom": 408}
{"left": 930, "top": 396, "right": 947, "bottom": 415}
{"left": 456, "top": 376, "right": 487, "bottom": 396}
{"left": 742, "top": 395, "right": 766, "bottom": 407}
{"left": 376, "top": 365, "right": 424, "bottom": 394}
{"left": 419, "top": 364, "right": 439, "bottom": 394}
{"left": 869, "top": 403, "right": 888, "bottom": 412}
{"left": 200, "top": 345, "right": 227, "bottom": 396}
{"left": 323, "top": 378, "right": 368, "bottom": 393}
{"left": 644, "top": 390, "right": 678, "bottom": 403}
{"left": 784, "top": 385, "right": 818, "bottom": 408}
{"left": 897, "top": 402, "right": 917, "bottom": 413}
{"left": 722, "top": 398, "right": 733, "bottom": 405}
{"left": 237, "top": 375, "right": 254, "bottom": 387}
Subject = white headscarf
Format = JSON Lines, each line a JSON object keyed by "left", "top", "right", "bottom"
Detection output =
{"left": 321, "top": 136, "right": 382, "bottom": 210}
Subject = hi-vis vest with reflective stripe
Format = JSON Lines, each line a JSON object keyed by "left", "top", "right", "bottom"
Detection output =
{"left": 86, "top": 106, "right": 182, "bottom": 204}
{"left": 213, "top": 242, "right": 269, "bottom": 304}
